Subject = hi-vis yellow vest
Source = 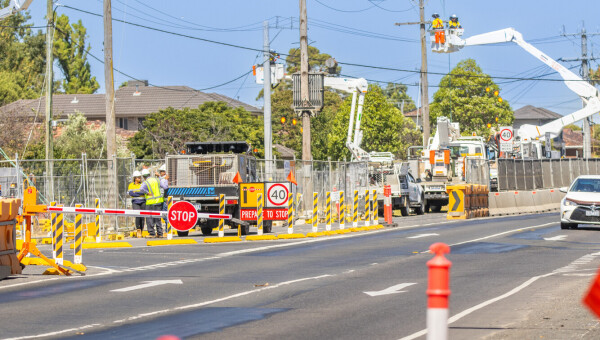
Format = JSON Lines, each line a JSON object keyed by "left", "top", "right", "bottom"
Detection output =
{"left": 144, "top": 177, "right": 164, "bottom": 205}
{"left": 433, "top": 18, "right": 444, "bottom": 29}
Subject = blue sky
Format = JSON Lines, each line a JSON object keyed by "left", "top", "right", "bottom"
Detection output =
{"left": 24, "top": 0, "right": 600, "bottom": 120}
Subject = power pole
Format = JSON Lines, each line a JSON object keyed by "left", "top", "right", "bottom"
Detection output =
{"left": 104, "top": 0, "right": 117, "bottom": 209}
{"left": 299, "top": 0, "right": 313, "bottom": 215}
{"left": 562, "top": 23, "right": 600, "bottom": 158}
{"left": 395, "top": 0, "right": 430, "bottom": 148}
{"left": 263, "top": 20, "right": 273, "bottom": 179}
{"left": 45, "top": 0, "right": 54, "bottom": 200}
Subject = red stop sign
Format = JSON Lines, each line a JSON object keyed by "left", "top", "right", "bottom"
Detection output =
{"left": 168, "top": 201, "right": 198, "bottom": 231}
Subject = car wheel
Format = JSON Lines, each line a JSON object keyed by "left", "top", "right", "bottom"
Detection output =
{"left": 176, "top": 230, "right": 189, "bottom": 237}
{"left": 560, "top": 222, "right": 577, "bottom": 229}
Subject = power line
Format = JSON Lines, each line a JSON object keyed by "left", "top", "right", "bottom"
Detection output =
{"left": 313, "top": 0, "right": 376, "bottom": 13}
{"left": 367, "top": 0, "right": 415, "bottom": 13}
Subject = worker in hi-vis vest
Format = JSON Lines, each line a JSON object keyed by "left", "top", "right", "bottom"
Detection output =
{"left": 139, "top": 168, "right": 168, "bottom": 238}
{"left": 127, "top": 170, "right": 146, "bottom": 238}
{"left": 448, "top": 14, "right": 461, "bottom": 29}
{"left": 431, "top": 13, "right": 445, "bottom": 44}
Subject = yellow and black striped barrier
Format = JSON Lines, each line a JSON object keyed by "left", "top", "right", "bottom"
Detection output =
{"left": 56, "top": 205, "right": 64, "bottom": 265}
{"left": 339, "top": 190, "right": 345, "bottom": 229}
{"left": 257, "top": 193, "right": 264, "bottom": 235}
{"left": 218, "top": 194, "right": 225, "bottom": 237}
{"left": 74, "top": 204, "right": 83, "bottom": 264}
{"left": 364, "top": 189, "right": 370, "bottom": 226}
{"left": 353, "top": 190, "right": 358, "bottom": 227}
{"left": 312, "top": 192, "right": 318, "bottom": 233}
{"left": 372, "top": 189, "right": 378, "bottom": 225}
{"left": 325, "top": 191, "right": 331, "bottom": 231}
{"left": 166, "top": 196, "right": 174, "bottom": 239}
{"left": 51, "top": 202, "right": 56, "bottom": 259}
{"left": 94, "top": 198, "right": 100, "bottom": 242}
{"left": 287, "top": 193, "right": 294, "bottom": 234}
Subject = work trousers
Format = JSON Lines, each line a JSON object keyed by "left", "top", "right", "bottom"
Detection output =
{"left": 435, "top": 30, "right": 445, "bottom": 44}
{"left": 145, "top": 203, "right": 163, "bottom": 236}
{"left": 132, "top": 201, "right": 146, "bottom": 230}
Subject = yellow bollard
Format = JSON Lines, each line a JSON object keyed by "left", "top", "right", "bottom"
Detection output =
{"left": 325, "top": 191, "right": 331, "bottom": 231}
{"left": 74, "top": 204, "right": 83, "bottom": 264}
{"left": 50, "top": 202, "right": 56, "bottom": 259}
{"left": 94, "top": 198, "right": 100, "bottom": 242}
{"left": 364, "top": 190, "right": 370, "bottom": 227}
{"left": 339, "top": 191, "right": 345, "bottom": 230}
{"left": 353, "top": 190, "right": 358, "bottom": 228}
{"left": 257, "top": 193, "right": 263, "bottom": 236}
{"left": 287, "top": 193, "right": 294, "bottom": 234}
{"left": 56, "top": 205, "right": 64, "bottom": 265}
{"left": 372, "top": 189, "right": 378, "bottom": 225}
{"left": 312, "top": 192, "right": 318, "bottom": 233}
{"left": 218, "top": 194, "right": 225, "bottom": 238}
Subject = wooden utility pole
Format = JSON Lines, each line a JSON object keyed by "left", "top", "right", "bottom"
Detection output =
{"left": 395, "top": 0, "right": 430, "bottom": 147}
{"left": 45, "top": 0, "right": 54, "bottom": 200}
{"left": 104, "top": 0, "right": 117, "bottom": 210}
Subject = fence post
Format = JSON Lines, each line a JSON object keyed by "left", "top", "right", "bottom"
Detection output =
{"left": 218, "top": 194, "right": 225, "bottom": 238}
{"left": 312, "top": 192, "right": 318, "bottom": 233}
{"left": 339, "top": 191, "right": 345, "bottom": 230}
{"left": 287, "top": 193, "right": 294, "bottom": 234}
{"left": 56, "top": 205, "right": 64, "bottom": 265}
{"left": 326, "top": 191, "right": 331, "bottom": 231}
{"left": 51, "top": 202, "right": 57, "bottom": 259}
{"left": 74, "top": 204, "right": 83, "bottom": 265}
{"left": 94, "top": 198, "right": 101, "bottom": 242}
{"left": 257, "top": 193, "right": 263, "bottom": 236}
{"left": 353, "top": 190, "right": 358, "bottom": 228}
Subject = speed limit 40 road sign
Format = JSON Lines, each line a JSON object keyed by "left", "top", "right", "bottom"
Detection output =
{"left": 499, "top": 126, "right": 514, "bottom": 152}
{"left": 168, "top": 201, "right": 198, "bottom": 231}
{"left": 266, "top": 182, "right": 291, "bottom": 208}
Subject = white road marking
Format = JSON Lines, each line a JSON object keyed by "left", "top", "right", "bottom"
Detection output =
{"left": 563, "top": 273, "right": 595, "bottom": 277}
{"left": 3, "top": 324, "right": 101, "bottom": 340}
{"left": 364, "top": 283, "right": 416, "bottom": 297}
{"left": 544, "top": 235, "right": 567, "bottom": 241}
{"left": 407, "top": 233, "right": 439, "bottom": 239}
{"left": 110, "top": 279, "right": 183, "bottom": 292}
{"left": 399, "top": 250, "right": 600, "bottom": 340}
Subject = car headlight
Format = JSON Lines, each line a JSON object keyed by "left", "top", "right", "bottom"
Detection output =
{"left": 563, "top": 198, "right": 578, "bottom": 206}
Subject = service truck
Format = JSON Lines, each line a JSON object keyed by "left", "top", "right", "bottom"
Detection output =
{"left": 166, "top": 141, "right": 272, "bottom": 236}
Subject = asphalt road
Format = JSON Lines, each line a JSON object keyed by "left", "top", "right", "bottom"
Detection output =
{"left": 2, "top": 212, "right": 600, "bottom": 340}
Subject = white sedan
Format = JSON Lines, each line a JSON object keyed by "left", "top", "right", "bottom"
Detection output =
{"left": 560, "top": 175, "right": 600, "bottom": 229}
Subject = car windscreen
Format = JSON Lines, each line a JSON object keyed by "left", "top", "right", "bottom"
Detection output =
{"left": 570, "top": 178, "right": 600, "bottom": 192}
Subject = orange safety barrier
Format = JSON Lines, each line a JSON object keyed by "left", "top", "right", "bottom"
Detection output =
{"left": 0, "top": 198, "right": 22, "bottom": 276}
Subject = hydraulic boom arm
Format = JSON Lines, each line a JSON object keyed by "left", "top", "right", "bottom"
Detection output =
{"left": 448, "top": 27, "right": 600, "bottom": 141}
{"left": 0, "top": 0, "right": 33, "bottom": 19}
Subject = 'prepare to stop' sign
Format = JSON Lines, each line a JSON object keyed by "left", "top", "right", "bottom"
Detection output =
{"left": 168, "top": 201, "right": 198, "bottom": 231}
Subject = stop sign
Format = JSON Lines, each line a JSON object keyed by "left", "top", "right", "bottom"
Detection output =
{"left": 168, "top": 201, "right": 198, "bottom": 231}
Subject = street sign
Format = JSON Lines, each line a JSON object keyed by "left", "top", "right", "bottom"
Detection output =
{"left": 168, "top": 201, "right": 198, "bottom": 231}
{"left": 240, "top": 208, "right": 288, "bottom": 221}
{"left": 266, "top": 182, "right": 291, "bottom": 208}
{"left": 239, "top": 183, "right": 265, "bottom": 208}
{"left": 499, "top": 126, "right": 513, "bottom": 152}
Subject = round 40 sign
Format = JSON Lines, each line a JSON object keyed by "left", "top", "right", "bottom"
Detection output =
{"left": 266, "top": 182, "right": 290, "bottom": 207}
{"left": 168, "top": 201, "right": 198, "bottom": 231}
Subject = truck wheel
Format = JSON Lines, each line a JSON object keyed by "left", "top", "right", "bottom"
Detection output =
{"left": 263, "top": 221, "right": 273, "bottom": 233}
{"left": 400, "top": 207, "right": 409, "bottom": 217}
{"left": 415, "top": 198, "right": 425, "bottom": 215}
{"left": 177, "top": 230, "right": 189, "bottom": 237}
{"left": 424, "top": 203, "right": 430, "bottom": 213}
{"left": 201, "top": 226, "right": 213, "bottom": 236}
{"left": 431, "top": 205, "right": 442, "bottom": 213}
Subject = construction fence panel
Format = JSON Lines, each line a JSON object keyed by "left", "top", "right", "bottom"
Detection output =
{"left": 561, "top": 160, "right": 571, "bottom": 188}
{"left": 541, "top": 159, "right": 553, "bottom": 188}
{"left": 465, "top": 158, "right": 489, "bottom": 186}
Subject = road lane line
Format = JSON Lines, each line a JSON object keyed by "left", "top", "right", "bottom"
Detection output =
{"left": 3, "top": 324, "right": 101, "bottom": 340}
{"left": 400, "top": 250, "right": 600, "bottom": 340}
{"left": 407, "top": 233, "right": 439, "bottom": 239}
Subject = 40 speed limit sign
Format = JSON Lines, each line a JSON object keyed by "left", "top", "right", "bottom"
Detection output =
{"left": 265, "top": 182, "right": 291, "bottom": 208}
{"left": 499, "top": 126, "right": 514, "bottom": 152}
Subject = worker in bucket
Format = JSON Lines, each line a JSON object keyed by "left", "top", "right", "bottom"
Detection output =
{"left": 431, "top": 13, "right": 445, "bottom": 44}
{"left": 448, "top": 14, "right": 461, "bottom": 29}
{"left": 127, "top": 170, "right": 145, "bottom": 238}
{"left": 139, "top": 168, "right": 167, "bottom": 238}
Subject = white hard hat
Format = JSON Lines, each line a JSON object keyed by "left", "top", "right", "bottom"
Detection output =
{"left": 133, "top": 170, "right": 142, "bottom": 177}
{"left": 141, "top": 169, "right": 150, "bottom": 177}
{"left": 159, "top": 164, "right": 166, "bottom": 172}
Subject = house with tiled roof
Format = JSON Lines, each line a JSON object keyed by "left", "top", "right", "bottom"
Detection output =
{"left": 0, "top": 80, "right": 261, "bottom": 131}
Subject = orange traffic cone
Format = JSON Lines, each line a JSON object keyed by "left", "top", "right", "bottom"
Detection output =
{"left": 232, "top": 171, "right": 242, "bottom": 184}
{"left": 584, "top": 268, "right": 600, "bottom": 318}
{"left": 286, "top": 170, "right": 297, "bottom": 186}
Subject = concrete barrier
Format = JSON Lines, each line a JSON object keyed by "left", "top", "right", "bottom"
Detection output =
{"left": 492, "top": 191, "right": 518, "bottom": 216}
{"left": 514, "top": 191, "right": 536, "bottom": 214}
{"left": 488, "top": 192, "right": 498, "bottom": 216}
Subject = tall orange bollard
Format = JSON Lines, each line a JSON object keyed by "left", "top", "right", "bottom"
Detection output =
{"left": 427, "top": 242, "right": 451, "bottom": 340}
{"left": 383, "top": 185, "right": 392, "bottom": 224}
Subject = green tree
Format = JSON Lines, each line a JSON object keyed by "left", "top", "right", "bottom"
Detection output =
{"left": 326, "top": 84, "right": 422, "bottom": 160}
{"left": 383, "top": 83, "right": 416, "bottom": 114}
{"left": 430, "top": 59, "right": 513, "bottom": 136}
{"left": 128, "top": 102, "right": 264, "bottom": 159}
{"left": 285, "top": 46, "right": 340, "bottom": 74}
{"left": 53, "top": 14, "right": 99, "bottom": 94}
